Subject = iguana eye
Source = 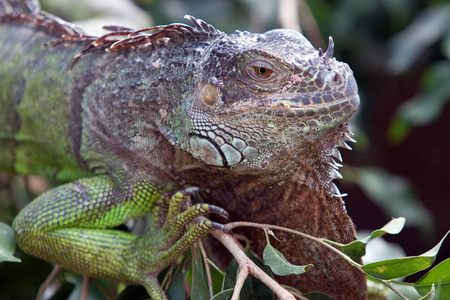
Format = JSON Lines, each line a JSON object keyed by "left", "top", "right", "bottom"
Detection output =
{"left": 246, "top": 60, "right": 276, "bottom": 81}
{"left": 239, "top": 55, "right": 290, "bottom": 89}
{"left": 252, "top": 66, "right": 273, "bottom": 78}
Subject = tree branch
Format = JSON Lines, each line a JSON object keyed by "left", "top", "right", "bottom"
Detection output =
{"left": 198, "top": 217, "right": 296, "bottom": 300}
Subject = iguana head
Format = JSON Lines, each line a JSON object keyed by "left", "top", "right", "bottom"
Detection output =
{"left": 68, "top": 15, "right": 358, "bottom": 196}
{"left": 185, "top": 22, "right": 359, "bottom": 196}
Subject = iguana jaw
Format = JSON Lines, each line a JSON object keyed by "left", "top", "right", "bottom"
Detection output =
{"left": 187, "top": 89, "right": 359, "bottom": 196}
{"left": 186, "top": 93, "right": 359, "bottom": 162}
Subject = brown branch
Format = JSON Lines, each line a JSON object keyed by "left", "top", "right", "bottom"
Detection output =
{"left": 80, "top": 276, "right": 91, "bottom": 300}
{"left": 298, "top": 0, "right": 325, "bottom": 49}
{"left": 197, "top": 216, "right": 296, "bottom": 300}
{"left": 232, "top": 266, "right": 248, "bottom": 300}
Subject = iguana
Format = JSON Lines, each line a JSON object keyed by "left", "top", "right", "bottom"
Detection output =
{"left": 0, "top": 0, "right": 366, "bottom": 299}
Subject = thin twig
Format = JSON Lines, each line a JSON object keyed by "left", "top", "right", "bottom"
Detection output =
{"left": 226, "top": 221, "right": 408, "bottom": 299}
{"left": 92, "top": 278, "right": 114, "bottom": 299}
{"left": 80, "top": 276, "right": 91, "bottom": 300}
{"left": 198, "top": 240, "right": 214, "bottom": 299}
{"left": 227, "top": 221, "right": 362, "bottom": 268}
{"left": 287, "top": 288, "right": 310, "bottom": 300}
{"left": 36, "top": 265, "right": 62, "bottom": 300}
{"left": 231, "top": 267, "right": 248, "bottom": 300}
{"left": 298, "top": 0, "right": 326, "bottom": 49}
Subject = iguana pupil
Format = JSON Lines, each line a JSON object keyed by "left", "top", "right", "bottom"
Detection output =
{"left": 255, "top": 66, "right": 272, "bottom": 77}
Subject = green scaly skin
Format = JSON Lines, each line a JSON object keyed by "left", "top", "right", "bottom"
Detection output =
{"left": 13, "top": 178, "right": 228, "bottom": 298}
{"left": 1, "top": 1, "right": 367, "bottom": 298}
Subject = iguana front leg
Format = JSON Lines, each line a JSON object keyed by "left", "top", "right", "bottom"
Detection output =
{"left": 12, "top": 176, "right": 229, "bottom": 299}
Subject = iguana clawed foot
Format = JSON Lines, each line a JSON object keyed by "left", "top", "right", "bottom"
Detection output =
{"left": 137, "top": 186, "right": 232, "bottom": 299}
{"left": 163, "top": 187, "right": 230, "bottom": 236}
{"left": 13, "top": 177, "right": 230, "bottom": 300}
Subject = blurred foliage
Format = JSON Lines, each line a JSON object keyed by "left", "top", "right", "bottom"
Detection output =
{"left": 1, "top": 0, "right": 450, "bottom": 299}
{"left": 388, "top": 61, "right": 450, "bottom": 144}
{"left": 344, "top": 167, "right": 433, "bottom": 237}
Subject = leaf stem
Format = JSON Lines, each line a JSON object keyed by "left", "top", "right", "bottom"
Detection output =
{"left": 227, "top": 221, "right": 362, "bottom": 268}
{"left": 380, "top": 279, "right": 409, "bottom": 300}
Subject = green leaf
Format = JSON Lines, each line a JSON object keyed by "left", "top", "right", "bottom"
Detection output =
{"left": 222, "top": 258, "right": 239, "bottom": 291}
{"left": 263, "top": 233, "right": 312, "bottom": 276}
{"left": 385, "top": 4, "right": 450, "bottom": 74}
{"left": 324, "top": 217, "right": 405, "bottom": 258}
{"left": 208, "top": 260, "right": 226, "bottom": 295}
{"left": 245, "top": 248, "right": 275, "bottom": 299}
{"left": 417, "top": 284, "right": 435, "bottom": 300}
{"left": 0, "top": 222, "right": 21, "bottom": 263}
{"left": 346, "top": 217, "right": 405, "bottom": 258}
{"left": 414, "top": 258, "right": 450, "bottom": 298}
{"left": 362, "top": 231, "right": 449, "bottom": 280}
{"left": 211, "top": 288, "right": 234, "bottom": 300}
{"left": 191, "top": 250, "right": 210, "bottom": 300}
{"left": 166, "top": 266, "right": 186, "bottom": 300}
{"left": 388, "top": 61, "right": 450, "bottom": 143}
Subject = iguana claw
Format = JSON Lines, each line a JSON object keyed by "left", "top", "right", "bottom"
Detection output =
{"left": 164, "top": 187, "right": 231, "bottom": 240}
{"left": 209, "top": 221, "right": 234, "bottom": 236}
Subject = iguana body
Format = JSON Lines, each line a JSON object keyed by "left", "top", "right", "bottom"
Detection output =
{"left": 0, "top": 1, "right": 366, "bottom": 299}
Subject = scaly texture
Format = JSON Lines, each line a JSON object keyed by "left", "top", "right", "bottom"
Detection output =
{"left": 0, "top": 0, "right": 366, "bottom": 299}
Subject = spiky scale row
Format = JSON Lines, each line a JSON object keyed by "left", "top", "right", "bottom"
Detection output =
{"left": 328, "top": 128, "right": 358, "bottom": 197}
{"left": 332, "top": 148, "right": 343, "bottom": 162}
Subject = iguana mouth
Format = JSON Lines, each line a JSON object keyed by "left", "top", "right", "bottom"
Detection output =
{"left": 267, "top": 94, "right": 359, "bottom": 110}
{"left": 220, "top": 94, "right": 360, "bottom": 121}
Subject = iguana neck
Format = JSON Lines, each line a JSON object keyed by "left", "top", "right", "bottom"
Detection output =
{"left": 167, "top": 152, "right": 365, "bottom": 299}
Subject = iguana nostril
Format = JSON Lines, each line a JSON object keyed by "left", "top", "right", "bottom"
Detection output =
{"left": 332, "top": 72, "right": 341, "bottom": 84}
{"left": 325, "top": 71, "right": 341, "bottom": 86}
{"left": 333, "top": 73, "right": 341, "bottom": 83}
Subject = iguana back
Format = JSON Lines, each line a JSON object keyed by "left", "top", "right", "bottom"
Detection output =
{"left": 0, "top": 9, "right": 215, "bottom": 183}
{"left": 0, "top": 19, "right": 87, "bottom": 180}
